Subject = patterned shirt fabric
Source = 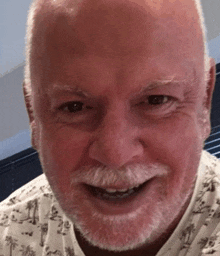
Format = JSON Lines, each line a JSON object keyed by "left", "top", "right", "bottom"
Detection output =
{"left": 0, "top": 151, "right": 220, "bottom": 256}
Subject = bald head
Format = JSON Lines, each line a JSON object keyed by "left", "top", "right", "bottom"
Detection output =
{"left": 25, "top": 0, "right": 209, "bottom": 93}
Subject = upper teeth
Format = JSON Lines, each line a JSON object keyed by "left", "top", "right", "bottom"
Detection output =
{"left": 104, "top": 185, "right": 140, "bottom": 193}
{"left": 105, "top": 188, "right": 126, "bottom": 193}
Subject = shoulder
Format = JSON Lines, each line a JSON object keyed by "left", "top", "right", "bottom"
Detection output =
{"left": 0, "top": 174, "right": 54, "bottom": 231}
{"left": 194, "top": 151, "right": 220, "bottom": 254}
{"left": 0, "top": 175, "right": 78, "bottom": 256}
{"left": 0, "top": 174, "right": 52, "bottom": 208}
{"left": 198, "top": 150, "right": 220, "bottom": 199}
{"left": 202, "top": 150, "right": 220, "bottom": 177}
{"left": 0, "top": 174, "right": 56, "bottom": 255}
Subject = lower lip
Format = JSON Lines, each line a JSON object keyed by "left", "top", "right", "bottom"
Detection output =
{"left": 83, "top": 179, "right": 155, "bottom": 215}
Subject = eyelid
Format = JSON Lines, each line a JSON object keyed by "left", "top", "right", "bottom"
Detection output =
{"left": 58, "top": 101, "right": 94, "bottom": 116}
{"left": 54, "top": 101, "right": 94, "bottom": 124}
{"left": 136, "top": 85, "right": 185, "bottom": 102}
{"left": 137, "top": 95, "right": 174, "bottom": 105}
{"left": 58, "top": 101, "right": 83, "bottom": 109}
{"left": 50, "top": 93, "right": 87, "bottom": 109}
{"left": 147, "top": 95, "right": 170, "bottom": 105}
{"left": 135, "top": 95, "right": 178, "bottom": 117}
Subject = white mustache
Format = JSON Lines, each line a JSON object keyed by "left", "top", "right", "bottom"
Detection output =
{"left": 71, "top": 163, "right": 170, "bottom": 188}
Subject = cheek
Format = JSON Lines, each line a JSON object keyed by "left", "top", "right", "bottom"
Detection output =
{"left": 143, "top": 118, "right": 203, "bottom": 192}
{"left": 38, "top": 128, "right": 91, "bottom": 191}
{"left": 144, "top": 117, "right": 202, "bottom": 153}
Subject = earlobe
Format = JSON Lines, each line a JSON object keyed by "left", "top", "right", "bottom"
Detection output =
{"left": 23, "top": 81, "right": 38, "bottom": 150}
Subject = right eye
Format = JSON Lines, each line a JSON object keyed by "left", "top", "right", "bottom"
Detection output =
{"left": 56, "top": 101, "right": 94, "bottom": 124}
{"left": 59, "top": 101, "right": 85, "bottom": 113}
{"left": 59, "top": 101, "right": 93, "bottom": 114}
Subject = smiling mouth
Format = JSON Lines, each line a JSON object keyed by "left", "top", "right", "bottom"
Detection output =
{"left": 86, "top": 181, "right": 148, "bottom": 201}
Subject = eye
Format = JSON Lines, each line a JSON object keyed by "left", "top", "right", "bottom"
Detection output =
{"left": 138, "top": 95, "right": 170, "bottom": 107}
{"left": 59, "top": 101, "right": 92, "bottom": 113}
{"left": 147, "top": 95, "right": 169, "bottom": 105}
{"left": 136, "top": 95, "right": 177, "bottom": 116}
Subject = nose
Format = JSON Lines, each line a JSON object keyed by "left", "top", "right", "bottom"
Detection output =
{"left": 89, "top": 110, "right": 144, "bottom": 169}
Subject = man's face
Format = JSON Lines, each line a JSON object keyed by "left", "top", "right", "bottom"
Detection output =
{"left": 30, "top": 0, "right": 213, "bottom": 252}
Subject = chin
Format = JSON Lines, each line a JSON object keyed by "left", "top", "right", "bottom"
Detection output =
{"left": 64, "top": 197, "right": 172, "bottom": 252}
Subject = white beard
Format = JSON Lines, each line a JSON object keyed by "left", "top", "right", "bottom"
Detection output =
{"left": 46, "top": 163, "right": 193, "bottom": 252}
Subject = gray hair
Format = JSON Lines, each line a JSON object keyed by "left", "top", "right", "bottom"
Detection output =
{"left": 24, "top": 0, "right": 211, "bottom": 96}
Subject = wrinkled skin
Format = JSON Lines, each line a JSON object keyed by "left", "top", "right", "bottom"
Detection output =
{"left": 24, "top": 0, "right": 216, "bottom": 255}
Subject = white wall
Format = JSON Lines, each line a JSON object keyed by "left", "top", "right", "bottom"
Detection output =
{"left": 0, "top": 0, "right": 31, "bottom": 76}
{"left": 0, "top": 64, "right": 31, "bottom": 159}
{"left": 0, "top": 64, "right": 29, "bottom": 141}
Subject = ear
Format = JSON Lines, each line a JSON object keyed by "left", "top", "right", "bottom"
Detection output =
{"left": 203, "top": 58, "right": 216, "bottom": 140}
{"left": 204, "top": 58, "right": 216, "bottom": 111}
{"left": 23, "top": 81, "right": 38, "bottom": 150}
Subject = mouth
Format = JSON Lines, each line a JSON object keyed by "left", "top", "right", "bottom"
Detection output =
{"left": 86, "top": 181, "right": 148, "bottom": 202}
{"left": 82, "top": 178, "right": 157, "bottom": 215}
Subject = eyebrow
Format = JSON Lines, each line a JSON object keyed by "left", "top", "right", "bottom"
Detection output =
{"left": 138, "top": 77, "right": 189, "bottom": 92}
{"left": 50, "top": 84, "right": 90, "bottom": 98}
{"left": 145, "top": 77, "right": 187, "bottom": 89}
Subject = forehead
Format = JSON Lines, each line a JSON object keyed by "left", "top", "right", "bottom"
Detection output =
{"left": 33, "top": 0, "right": 203, "bottom": 54}
{"left": 40, "top": 55, "right": 200, "bottom": 103}
{"left": 31, "top": 0, "right": 204, "bottom": 93}
{"left": 47, "top": 2, "right": 199, "bottom": 50}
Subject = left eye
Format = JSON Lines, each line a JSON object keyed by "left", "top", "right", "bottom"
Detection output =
{"left": 59, "top": 101, "right": 92, "bottom": 113}
{"left": 147, "top": 95, "right": 169, "bottom": 105}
